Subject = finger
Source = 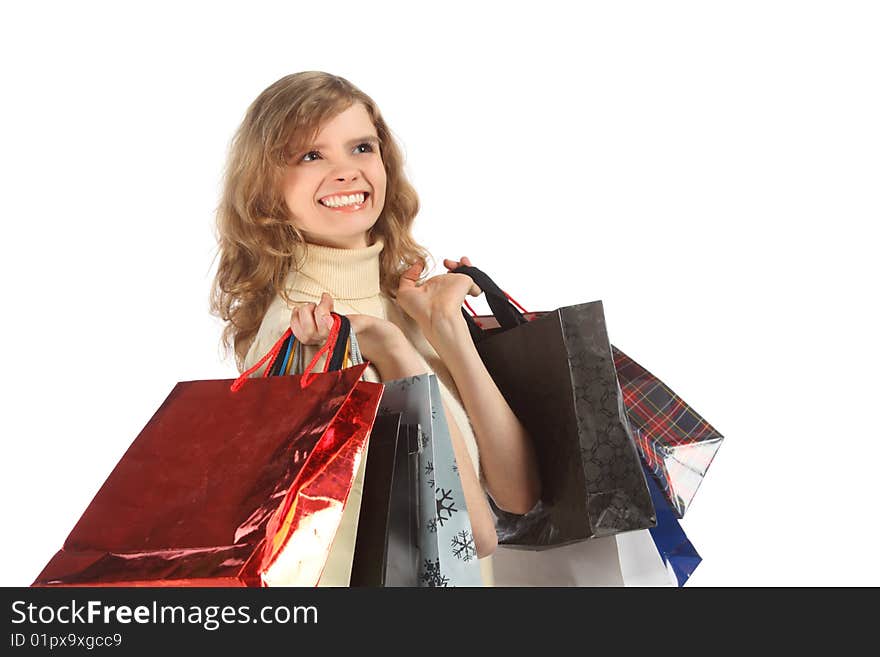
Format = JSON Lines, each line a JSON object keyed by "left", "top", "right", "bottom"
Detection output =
{"left": 458, "top": 257, "right": 478, "bottom": 293}
{"left": 290, "top": 311, "right": 310, "bottom": 344}
{"left": 450, "top": 272, "right": 482, "bottom": 297}
{"left": 315, "top": 293, "right": 335, "bottom": 331}
{"left": 443, "top": 258, "right": 460, "bottom": 271}
{"left": 309, "top": 302, "right": 334, "bottom": 344}
{"left": 403, "top": 263, "right": 423, "bottom": 280}
{"left": 298, "top": 303, "right": 320, "bottom": 340}
{"left": 291, "top": 306, "right": 311, "bottom": 343}
{"left": 397, "top": 263, "right": 423, "bottom": 291}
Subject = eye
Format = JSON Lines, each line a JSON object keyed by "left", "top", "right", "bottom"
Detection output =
{"left": 299, "top": 142, "right": 377, "bottom": 164}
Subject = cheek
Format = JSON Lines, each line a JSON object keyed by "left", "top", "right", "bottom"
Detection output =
{"left": 370, "top": 163, "right": 388, "bottom": 195}
{"left": 282, "top": 173, "right": 316, "bottom": 207}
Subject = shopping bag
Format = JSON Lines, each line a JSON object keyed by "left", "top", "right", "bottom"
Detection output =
{"left": 379, "top": 375, "right": 483, "bottom": 587}
{"left": 453, "top": 266, "right": 656, "bottom": 548}
{"left": 640, "top": 460, "right": 702, "bottom": 586}
{"left": 33, "top": 317, "right": 382, "bottom": 587}
{"left": 492, "top": 538, "right": 626, "bottom": 586}
{"left": 350, "top": 415, "right": 421, "bottom": 587}
{"left": 494, "top": 526, "right": 679, "bottom": 587}
{"left": 278, "top": 325, "right": 423, "bottom": 587}
{"left": 273, "top": 315, "right": 423, "bottom": 587}
{"left": 616, "top": 529, "right": 677, "bottom": 587}
{"left": 349, "top": 412, "right": 401, "bottom": 587}
{"left": 614, "top": 347, "right": 724, "bottom": 517}
{"left": 267, "top": 314, "right": 377, "bottom": 587}
{"left": 384, "top": 422, "right": 421, "bottom": 586}
{"left": 457, "top": 275, "right": 724, "bottom": 519}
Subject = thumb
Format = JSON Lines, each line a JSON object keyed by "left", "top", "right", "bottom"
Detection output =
{"left": 316, "top": 292, "right": 335, "bottom": 329}
{"left": 398, "top": 263, "right": 423, "bottom": 291}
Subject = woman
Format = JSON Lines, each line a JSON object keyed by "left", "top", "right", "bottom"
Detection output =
{"left": 210, "top": 71, "right": 541, "bottom": 585}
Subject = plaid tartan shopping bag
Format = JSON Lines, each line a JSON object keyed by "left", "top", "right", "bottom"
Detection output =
{"left": 613, "top": 347, "right": 724, "bottom": 518}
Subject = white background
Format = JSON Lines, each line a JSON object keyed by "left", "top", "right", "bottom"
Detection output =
{"left": 1, "top": 1, "right": 877, "bottom": 587}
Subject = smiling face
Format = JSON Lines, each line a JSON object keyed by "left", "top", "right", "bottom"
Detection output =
{"left": 280, "top": 103, "right": 387, "bottom": 249}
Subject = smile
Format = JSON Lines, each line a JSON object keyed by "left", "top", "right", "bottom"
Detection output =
{"left": 319, "top": 192, "right": 370, "bottom": 209}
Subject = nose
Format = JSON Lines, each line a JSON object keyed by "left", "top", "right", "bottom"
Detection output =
{"left": 334, "top": 170, "right": 359, "bottom": 183}
{"left": 329, "top": 157, "right": 363, "bottom": 183}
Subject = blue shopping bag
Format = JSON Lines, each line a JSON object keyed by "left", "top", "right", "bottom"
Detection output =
{"left": 643, "top": 463, "right": 702, "bottom": 586}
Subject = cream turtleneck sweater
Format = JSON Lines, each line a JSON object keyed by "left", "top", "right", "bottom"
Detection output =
{"left": 240, "top": 238, "right": 493, "bottom": 586}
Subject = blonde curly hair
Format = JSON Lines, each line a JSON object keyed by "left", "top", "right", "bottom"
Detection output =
{"left": 209, "top": 72, "right": 430, "bottom": 370}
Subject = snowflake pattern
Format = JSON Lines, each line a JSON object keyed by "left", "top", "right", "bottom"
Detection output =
{"left": 435, "top": 488, "right": 459, "bottom": 527}
{"left": 451, "top": 530, "right": 476, "bottom": 562}
{"left": 398, "top": 375, "right": 422, "bottom": 392}
{"left": 420, "top": 558, "right": 449, "bottom": 587}
{"left": 427, "top": 517, "right": 437, "bottom": 533}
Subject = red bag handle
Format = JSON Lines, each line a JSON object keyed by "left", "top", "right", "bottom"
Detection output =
{"left": 230, "top": 313, "right": 343, "bottom": 392}
{"left": 463, "top": 292, "right": 529, "bottom": 320}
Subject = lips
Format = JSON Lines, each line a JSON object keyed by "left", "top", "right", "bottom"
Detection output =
{"left": 318, "top": 191, "right": 370, "bottom": 206}
{"left": 317, "top": 191, "right": 371, "bottom": 214}
{"left": 318, "top": 194, "right": 369, "bottom": 214}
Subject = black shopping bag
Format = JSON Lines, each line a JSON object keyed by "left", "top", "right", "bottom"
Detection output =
{"left": 350, "top": 415, "right": 421, "bottom": 587}
{"left": 454, "top": 266, "right": 656, "bottom": 548}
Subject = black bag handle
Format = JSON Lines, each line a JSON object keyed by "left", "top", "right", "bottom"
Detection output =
{"left": 451, "top": 265, "right": 527, "bottom": 342}
{"left": 268, "top": 312, "right": 350, "bottom": 375}
{"left": 327, "top": 314, "right": 351, "bottom": 371}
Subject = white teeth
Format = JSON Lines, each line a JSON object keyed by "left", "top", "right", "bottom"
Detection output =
{"left": 320, "top": 193, "right": 365, "bottom": 208}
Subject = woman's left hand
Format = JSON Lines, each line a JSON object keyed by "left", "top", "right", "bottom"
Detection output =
{"left": 395, "top": 255, "right": 482, "bottom": 335}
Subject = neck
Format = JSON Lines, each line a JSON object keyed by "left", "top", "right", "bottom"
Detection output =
{"left": 300, "top": 231, "right": 370, "bottom": 250}
{"left": 289, "top": 237, "right": 385, "bottom": 300}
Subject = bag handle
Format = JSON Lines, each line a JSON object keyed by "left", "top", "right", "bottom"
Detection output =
{"left": 326, "top": 314, "right": 351, "bottom": 371}
{"left": 230, "top": 313, "right": 344, "bottom": 392}
{"left": 274, "top": 314, "right": 354, "bottom": 375}
{"left": 450, "top": 265, "right": 529, "bottom": 342}
{"left": 269, "top": 332, "right": 295, "bottom": 377}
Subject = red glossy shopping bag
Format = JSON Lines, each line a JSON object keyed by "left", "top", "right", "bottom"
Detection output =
{"left": 33, "top": 318, "right": 382, "bottom": 587}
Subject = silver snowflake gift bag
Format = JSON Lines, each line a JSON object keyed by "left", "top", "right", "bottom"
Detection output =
{"left": 379, "top": 375, "right": 484, "bottom": 587}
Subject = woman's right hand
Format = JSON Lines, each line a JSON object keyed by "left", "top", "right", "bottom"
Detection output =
{"left": 288, "top": 293, "right": 401, "bottom": 356}
{"left": 289, "top": 294, "right": 427, "bottom": 380}
{"left": 289, "top": 293, "right": 335, "bottom": 346}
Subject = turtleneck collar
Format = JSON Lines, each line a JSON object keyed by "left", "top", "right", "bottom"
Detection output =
{"left": 288, "top": 237, "right": 384, "bottom": 300}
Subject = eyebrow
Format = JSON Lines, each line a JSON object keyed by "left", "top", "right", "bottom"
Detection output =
{"left": 307, "top": 135, "right": 381, "bottom": 150}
